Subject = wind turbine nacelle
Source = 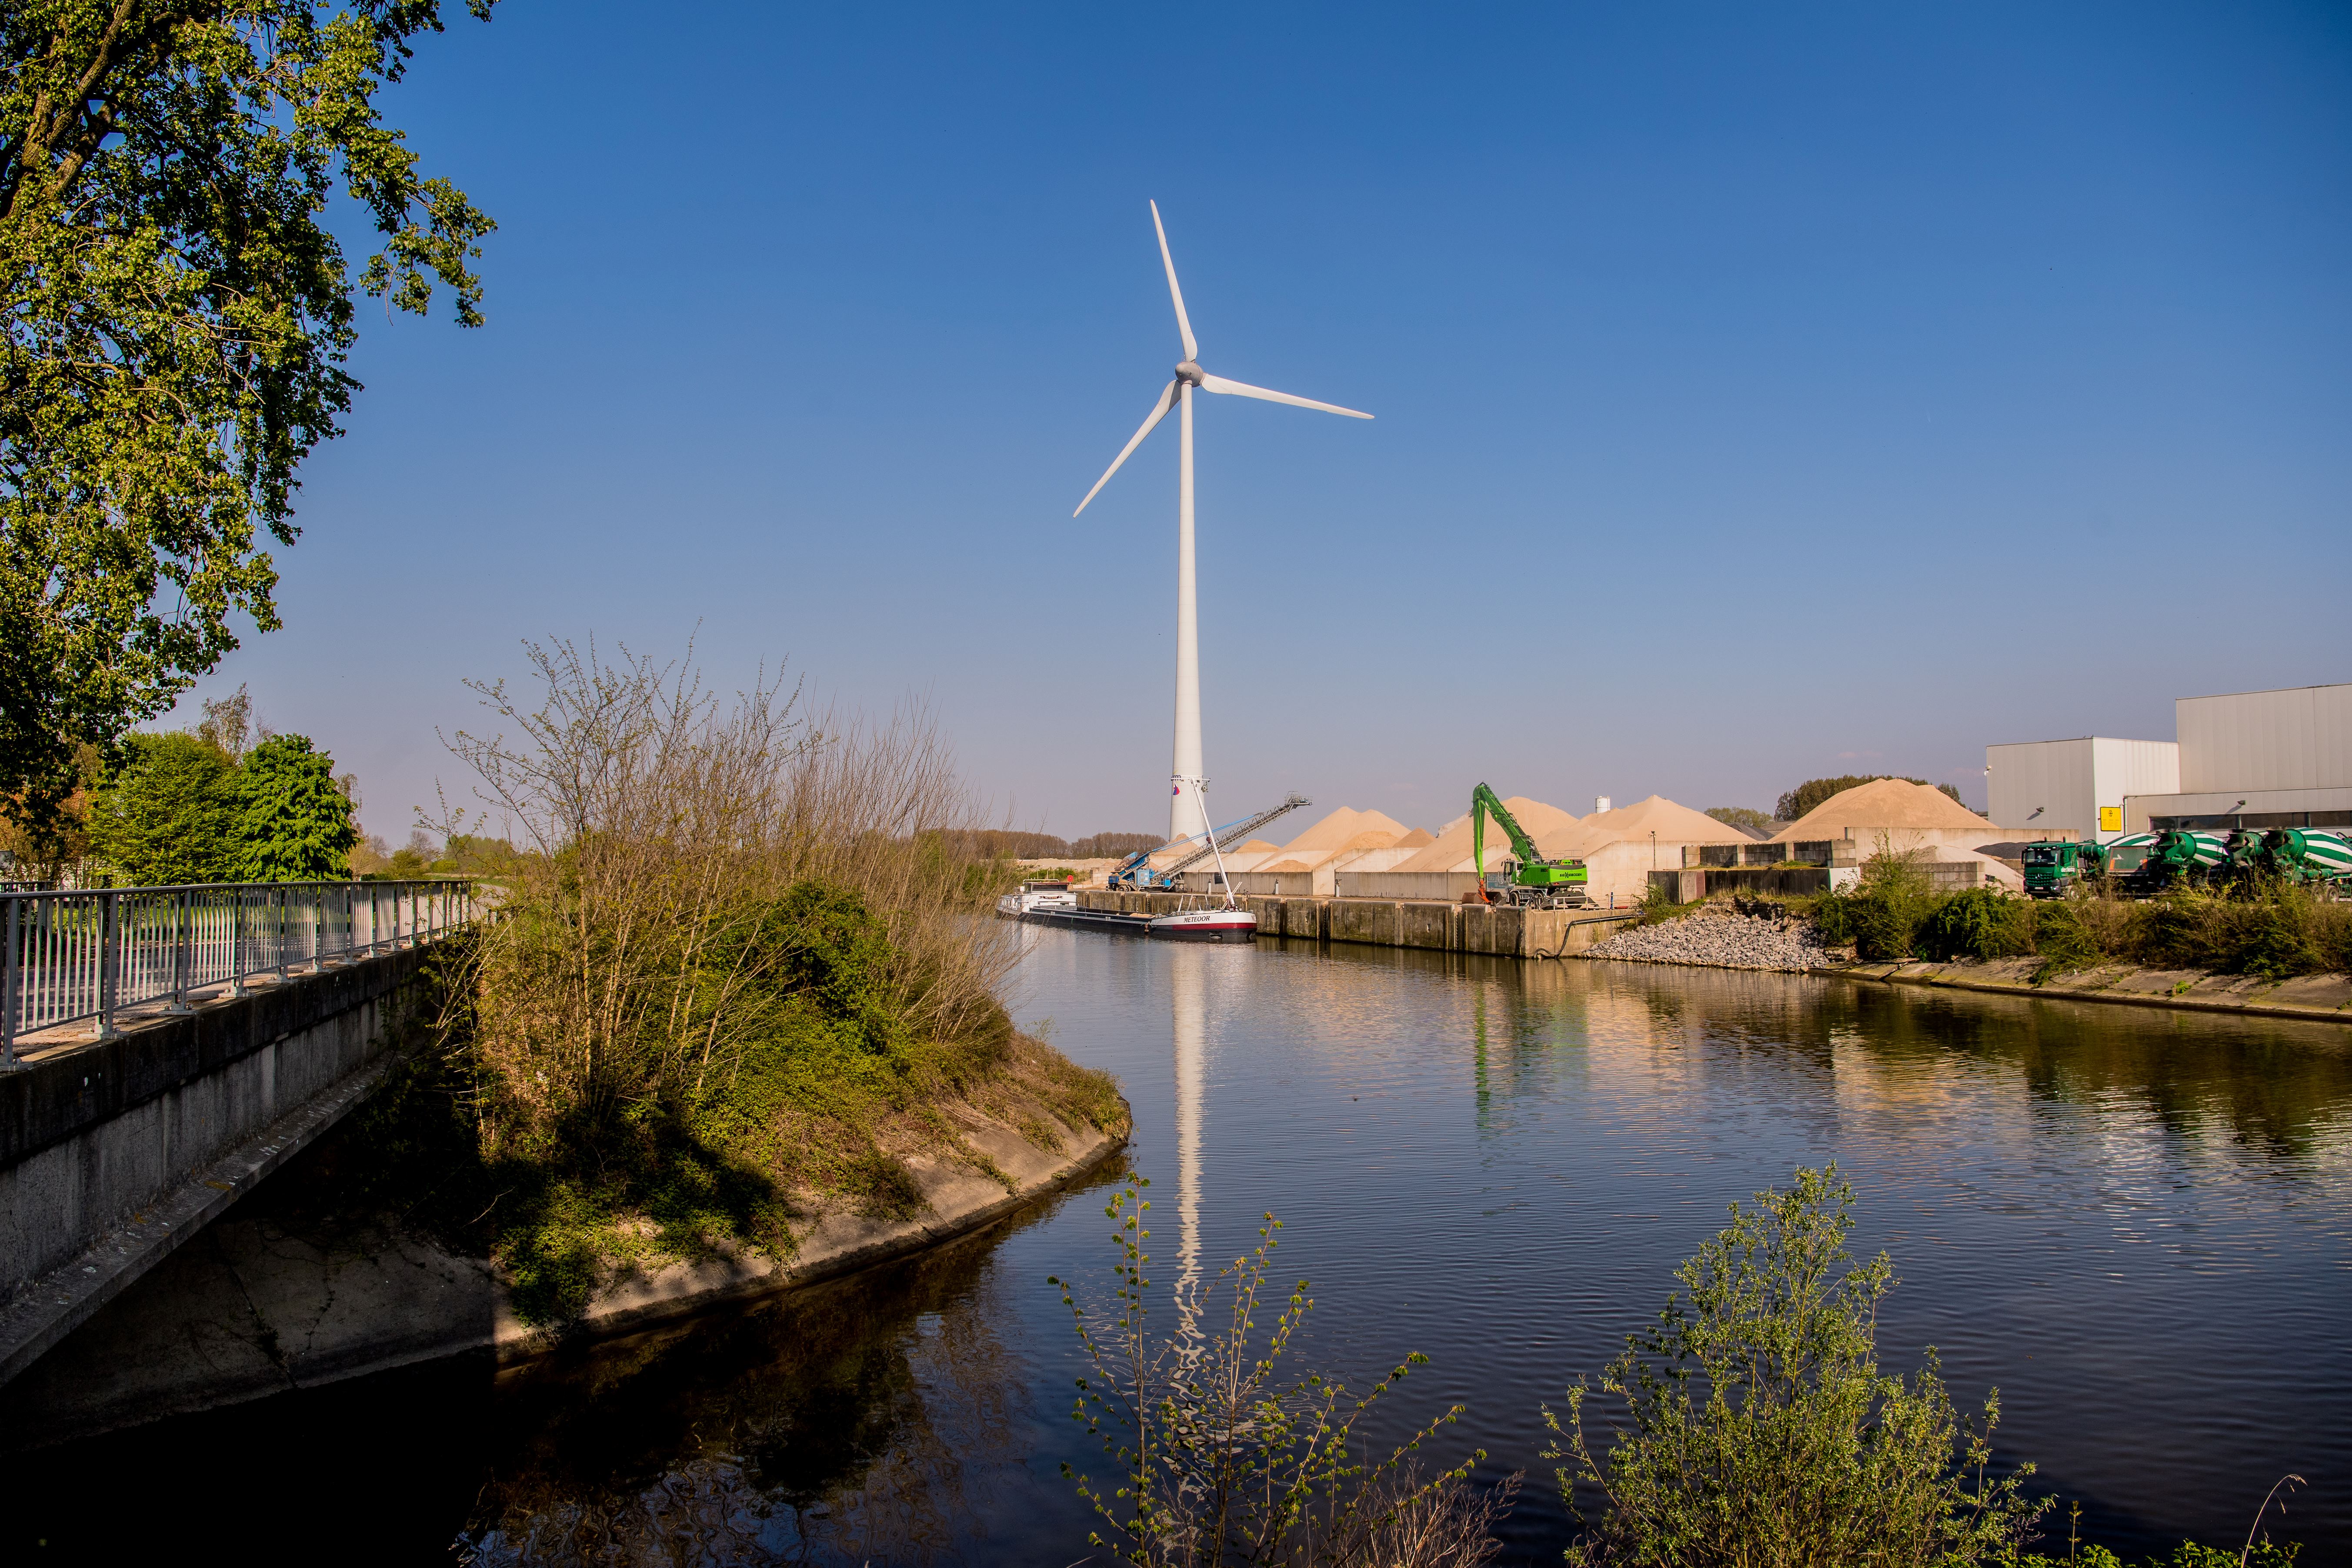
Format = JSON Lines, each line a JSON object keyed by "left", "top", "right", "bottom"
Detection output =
{"left": 1175, "top": 360, "right": 1206, "bottom": 386}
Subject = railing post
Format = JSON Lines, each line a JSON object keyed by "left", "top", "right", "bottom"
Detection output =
{"left": 166, "top": 888, "right": 194, "bottom": 1013}
{"left": 3, "top": 896, "right": 19, "bottom": 1066}
{"left": 275, "top": 885, "right": 289, "bottom": 981}
{"left": 230, "top": 885, "right": 248, "bottom": 997}
{"left": 97, "top": 890, "right": 120, "bottom": 1039}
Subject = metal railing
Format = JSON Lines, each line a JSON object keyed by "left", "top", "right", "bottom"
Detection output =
{"left": 0, "top": 880, "right": 476, "bottom": 1064}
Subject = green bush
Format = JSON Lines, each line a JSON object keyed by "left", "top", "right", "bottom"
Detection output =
{"left": 1921, "top": 889, "right": 2032, "bottom": 962}
{"left": 2007, "top": 1541, "right": 2299, "bottom": 1567}
{"left": 232, "top": 733, "right": 359, "bottom": 880}
{"left": 2133, "top": 892, "right": 2220, "bottom": 971}
{"left": 1548, "top": 1164, "right": 2044, "bottom": 1568}
{"left": 1809, "top": 881, "right": 2352, "bottom": 983}
{"left": 1828, "top": 854, "right": 1936, "bottom": 961}
{"left": 86, "top": 733, "right": 238, "bottom": 884}
{"left": 348, "top": 877, "right": 1118, "bottom": 1324}
{"left": 2025, "top": 901, "right": 2105, "bottom": 983}
{"left": 2214, "top": 887, "right": 2330, "bottom": 980}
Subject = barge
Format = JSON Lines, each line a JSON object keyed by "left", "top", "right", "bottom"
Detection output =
{"left": 997, "top": 881, "right": 1257, "bottom": 943}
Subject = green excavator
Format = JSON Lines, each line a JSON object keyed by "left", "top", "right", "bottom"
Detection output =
{"left": 1470, "top": 782, "right": 1592, "bottom": 908}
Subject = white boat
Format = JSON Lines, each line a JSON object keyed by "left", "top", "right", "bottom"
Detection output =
{"left": 996, "top": 880, "right": 1080, "bottom": 919}
{"left": 1146, "top": 906, "right": 1257, "bottom": 942}
{"left": 1003, "top": 880, "right": 1257, "bottom": 943}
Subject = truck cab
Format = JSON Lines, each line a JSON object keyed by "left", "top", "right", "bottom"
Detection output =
{"left": 2020, "top": 842, "right": 2082, "bottom": 898}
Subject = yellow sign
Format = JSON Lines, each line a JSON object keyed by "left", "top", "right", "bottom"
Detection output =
{"left": 2099, "top": 806, "right": 2122, "bottom": 833}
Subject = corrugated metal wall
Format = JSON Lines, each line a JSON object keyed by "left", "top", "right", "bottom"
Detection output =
{"left": 2089, "top": 737, "right": 2179, "bottom": 828}
{"left": 2178, "top": 684, "right": 2352, "bottom": 792}
{"left": 1987, "top": 739, "right": 2094, "bottom": 836}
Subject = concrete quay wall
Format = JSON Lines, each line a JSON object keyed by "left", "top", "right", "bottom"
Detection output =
{"left": 1075, "top": 890, "right": 1635, "bottom": 958}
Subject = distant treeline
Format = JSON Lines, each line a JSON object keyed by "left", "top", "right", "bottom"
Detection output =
{"left": 957, "top": 829, "right": 1163, "bottom": 861}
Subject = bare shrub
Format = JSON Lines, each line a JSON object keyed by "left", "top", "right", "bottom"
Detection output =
{"left": 437, "top": 639, "right": 1020, "bottom": 1149}
{"left": 1051, "top": 1184, "right": 1506, "bottom": 1566}
{"left": 411, "top": 640, "right": 1113, "bottom": 1321}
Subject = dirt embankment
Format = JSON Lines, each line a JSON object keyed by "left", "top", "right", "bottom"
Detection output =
{"left": 0, "top": 1096, "right": 1127, "bottom": 1451}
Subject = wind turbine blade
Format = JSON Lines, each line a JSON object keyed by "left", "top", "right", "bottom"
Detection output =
{"left": 1197, "top": 373, "right": 1372, "bottom": 419}
{"left": 1149, "top": 200, "right": 1198, "bottom": 362}
{"left": 1074, "top": 380, "right": 1181, "bottom": 516}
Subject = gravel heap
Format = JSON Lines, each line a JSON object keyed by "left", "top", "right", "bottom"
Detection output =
{"left": 1584, "top": 909, "right": 1833, "bottom": 972}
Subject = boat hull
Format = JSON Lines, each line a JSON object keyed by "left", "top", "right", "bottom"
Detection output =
{"left": 1022, "top": 905, "right": 1157, "bottom": 937}
{"left": 1145, "top": 910, "right": 1258, "bottom": 943}
{"left": 1014, "top": 904, "right": 1257, "bottom": 942}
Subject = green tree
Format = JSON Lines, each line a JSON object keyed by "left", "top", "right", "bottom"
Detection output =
{"left": 1704, "top": 806, "right": 1775, "bottom": 836}
{"left": 1546, "top": 1165, "right": 2043, "bottom": 1568}
{"left": 233, "top": 732, "right": 356, "bottom": 879}
{"left": 1, "top": 0, "right": 497, "bottom": 839}
{"left": 1775, "top": 775, "right": 1968, "bottom": 823}
{"left": 86, "top": 730, "right": 237, "bottom": 883}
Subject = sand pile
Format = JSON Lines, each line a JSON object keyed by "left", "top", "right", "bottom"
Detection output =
{"left": 1772, "top": 780, "right": 1990, "bottom": 841}
{"left": 1276, "top": 807, "right": 1412, "bottom": 856}
{"left": 1562, "top": 796, "right": 1752, "bottom": 856}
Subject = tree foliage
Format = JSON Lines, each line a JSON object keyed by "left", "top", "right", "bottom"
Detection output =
{"left": 1703, "top": 806, "right": 1774, "bottom": 837}
{"left": 1775, "top": 776, "right": 1965, "bottom": 824}
{"left": 231, "top": 730, "right": 354, "bottom": 878}
{"left": 86, "top": 723, "right": 353, "bottom": 882}
{"left": 1546, "top": 1165, "right": 2044, "bottom": 1568}
{"left": 1, "top": 0, "right": 496, "bottom": 835}
{"left": 85, "top": 727, "right": 235, "bottom": 882}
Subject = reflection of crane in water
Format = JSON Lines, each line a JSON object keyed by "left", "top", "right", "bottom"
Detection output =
{"left": 1473, "top": 985, "right": 1491, "bottom": 1134}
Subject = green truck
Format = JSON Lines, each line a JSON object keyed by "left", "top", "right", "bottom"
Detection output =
{"left": 2020, "top": 841, "right": 2092, "bottom": 898}
{"left": 1470, "top": 782, "right": 1592, "bottom": 908}
{"left": 2257, "top": 827, "right": 2352, "bottom": 884}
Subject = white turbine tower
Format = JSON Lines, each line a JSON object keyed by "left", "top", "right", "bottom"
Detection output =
{"left": 1074, "top": 201, "right": 1371, "bottom": 844}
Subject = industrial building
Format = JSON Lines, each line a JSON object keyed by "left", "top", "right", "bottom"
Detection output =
{"left": 1988, "top": 682, "right": 2350, "bottom": 841}
{"left": 1986, "top": 737, "right": 2179, "bottom": 844}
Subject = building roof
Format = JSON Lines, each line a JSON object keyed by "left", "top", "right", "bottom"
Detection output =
{"left": 1772, "top": 778, "right": 1991, "bottom": 841}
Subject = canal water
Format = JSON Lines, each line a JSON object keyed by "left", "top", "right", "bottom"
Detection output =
{"left": 9, "top": 930, "right": 2349, "bottom": 1562}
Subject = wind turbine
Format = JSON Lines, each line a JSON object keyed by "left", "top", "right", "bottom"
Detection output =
{"left": 1074, "top": 201, "right": 1371, "bottom": 844}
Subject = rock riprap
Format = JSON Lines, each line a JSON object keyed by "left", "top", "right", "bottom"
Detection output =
{"left": 1583, "top": 909, "right": 1832, "bottom": 972}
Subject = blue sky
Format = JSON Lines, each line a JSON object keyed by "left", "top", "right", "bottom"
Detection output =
{"left": 183, "top": 2, "right": 2352, "bottom": 841}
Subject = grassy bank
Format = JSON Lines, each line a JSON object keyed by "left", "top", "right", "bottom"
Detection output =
{"left": 337, "top": 952, "right": 1121, "bottom": 1324}
{"left": 1815, "top": 859, "right": 2352, "bottom": 980}
{"left": 1640, "top": 857, "right": 2352, "bottom": 983}
{"left": 329, "top": 643, "right": 1124, "bottom": 1323}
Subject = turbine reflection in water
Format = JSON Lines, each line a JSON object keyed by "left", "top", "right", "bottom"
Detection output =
{"left": 1171, "top": 940, "right": 1208, "bottom": 1301}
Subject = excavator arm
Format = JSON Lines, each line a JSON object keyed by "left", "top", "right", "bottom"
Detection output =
{"left": 1470, "top": 782, "right": 1543, "bottom": 878}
